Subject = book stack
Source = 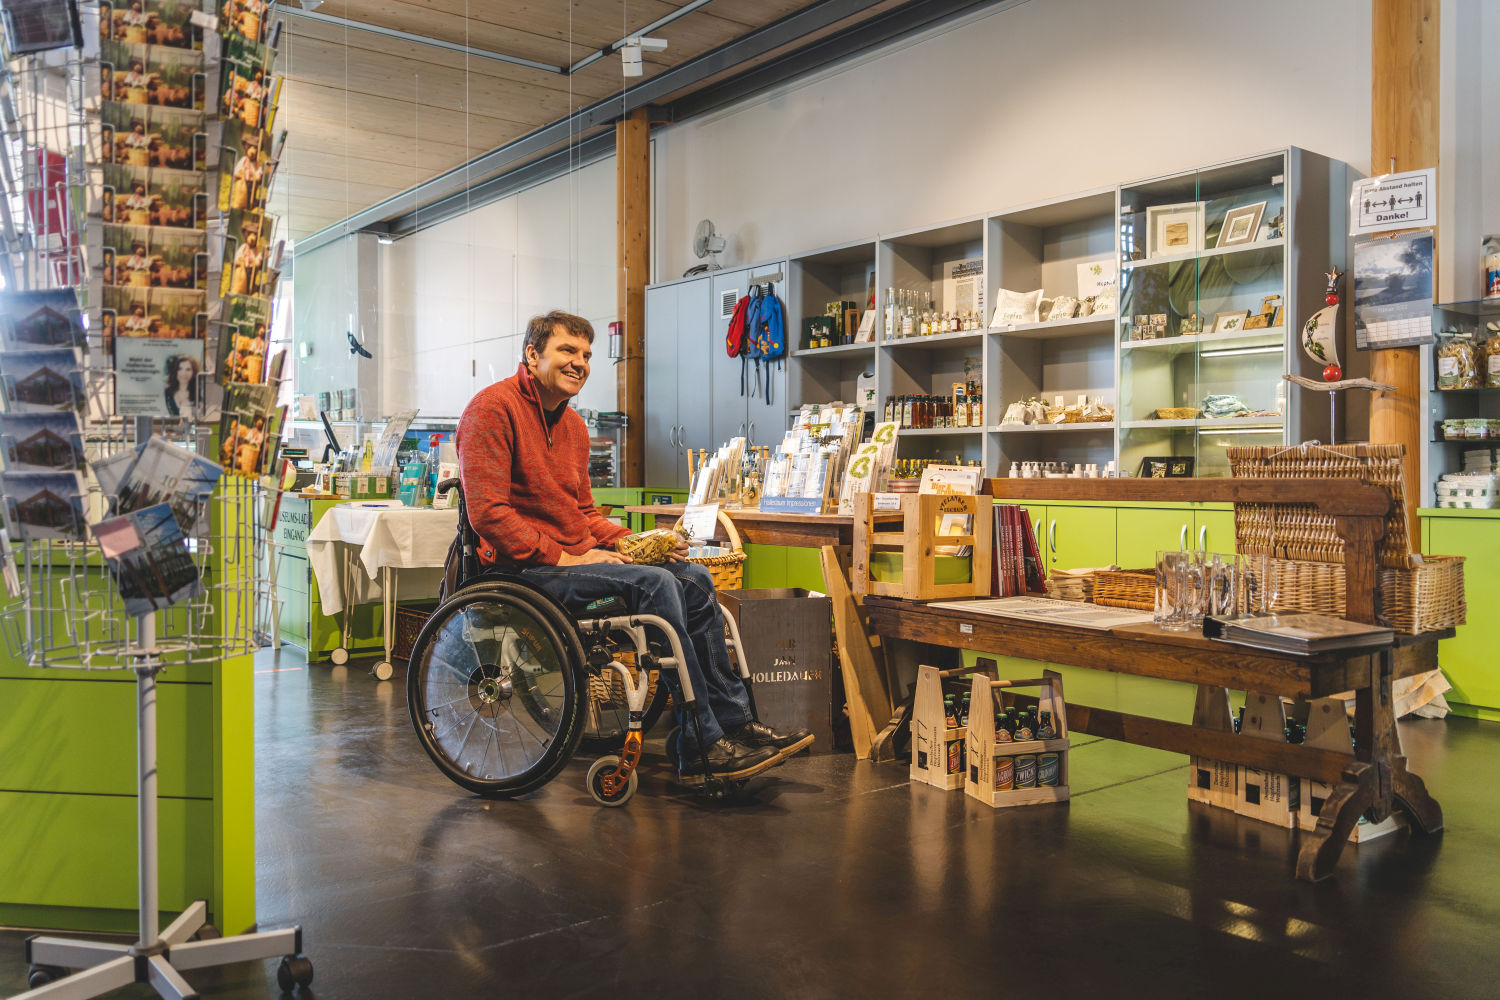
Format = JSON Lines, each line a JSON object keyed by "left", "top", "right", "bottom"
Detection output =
{"left": 992, "top": 504, "right": 1045, "bottom": 597}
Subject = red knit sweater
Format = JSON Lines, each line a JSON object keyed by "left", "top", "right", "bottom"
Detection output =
{"left": 455, "top": 364, "right": 628, "bottom": 566}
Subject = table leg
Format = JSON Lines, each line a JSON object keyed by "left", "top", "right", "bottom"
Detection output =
{"left": 372, "top": 566, "right": 395, "bottom": 681}
{"left": 1391, "top": 756, "right": 1444, "bottom": 834}
{"left": 1296, "top": 761, "right": 1376, "bottom": 882}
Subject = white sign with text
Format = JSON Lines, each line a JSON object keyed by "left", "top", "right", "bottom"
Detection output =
{"left": 1350, "top": 168, "right": 1436, "bottom": 235}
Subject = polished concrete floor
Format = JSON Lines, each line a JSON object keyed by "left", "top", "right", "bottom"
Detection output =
{"left": 5, "top": 645, "right": 1499, "bottom": 999}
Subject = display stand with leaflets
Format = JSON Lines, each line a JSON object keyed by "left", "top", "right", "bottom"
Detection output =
{"left": 0, "top": 1, "right": 312, "bottom": 994}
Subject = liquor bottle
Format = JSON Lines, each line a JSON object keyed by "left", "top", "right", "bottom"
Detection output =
{"left": 902, "top": 394, "right": 914, "bottom": 427}
{"left": 902, "top": 297, "right": 915, "bottom": 339}
{"left": 884, "top": 287, "right": 896, "bottom": 339}
{"left": 919, "top": 309, "right": 931, "bottom": 337}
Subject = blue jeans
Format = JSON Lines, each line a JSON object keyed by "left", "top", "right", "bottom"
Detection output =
{"left": 518, "top": 560, "right": 753, "bottom": 749}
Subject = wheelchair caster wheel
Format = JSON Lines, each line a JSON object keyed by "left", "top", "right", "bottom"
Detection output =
{"left": 277, "top": 954, "right": 314, "bottom": 991}
{"left": 372, "top": 660, "right": 394, "bottom": 681}
{"left": 28, "top": 965, "right": 66, "bottom": 990}
{"left": 586, "top": 756, "right": 637, "bottom": 807}
{"left": 664, "top": 726, "right": 682, "bottom": 767}
{"left": 330, "top": 647, "right": 349, "bottom": 666}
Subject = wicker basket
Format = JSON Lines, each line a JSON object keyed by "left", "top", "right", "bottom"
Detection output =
{"left": 1267, "top": 554, "right": 1467, "bottom": 634}
{"left": 1092, "top": 568, "right": 1155, "bottom": 610}
{"left": 393, "top": 602, "right": 438, "bottom": 660}
{"left": 1227, "top": 443, "right": 1413, "bottom": 569}
{"left": 675, "top": 509, "right": 747, "bottom": 590}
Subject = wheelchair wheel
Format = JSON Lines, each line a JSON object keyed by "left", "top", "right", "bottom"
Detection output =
{"left": 406, "top": 581, "right": 586, "bottom": 798}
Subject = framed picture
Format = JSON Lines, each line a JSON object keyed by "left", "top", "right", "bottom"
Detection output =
{"left": 1210, "top": 310, "right": 1251, "bottom": 333}
{"left": 1138, "top": 455, "right": 1195, "bottom": 479}
{"left": 1216, "top": 201, "right": 1267, "bottom": 248}
{"left": 1146, "top": 201, "right": 1205, "bottom": 258}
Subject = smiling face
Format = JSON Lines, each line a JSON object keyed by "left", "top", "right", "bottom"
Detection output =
{"left": 525, "top": 325, "right": 592, "bottom": 407}
{"left": 175, "top": 358, "right": 195, "bottom": 387}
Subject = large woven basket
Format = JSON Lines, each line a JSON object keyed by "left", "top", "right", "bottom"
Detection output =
{"left": 1266, "top": 554, "right": 1467, "bottom": 634}
{"left": 1227, "top": 443, "right": 1413, "bottom": 569}
{"left": 1092, "top": 568, "right": 1155, "bottom": 610}
{"left": 675, "top": 509, "right": 747, "bottom": 590}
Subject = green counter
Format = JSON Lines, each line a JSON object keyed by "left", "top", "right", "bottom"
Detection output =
{"left": 1420, "top": 508, "right": 1500, "bottom": 720}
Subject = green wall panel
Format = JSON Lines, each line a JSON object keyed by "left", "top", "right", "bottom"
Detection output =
{"left": 0, "top": 792, "right": 213, "bottom": 915}
{"left": 0, "top": 679, "right": 214, "bottom": 797}
{"left": 741, "top": 543, "right": 786, "bottom": 591}
{"left": 1194, "top": 507, "right": 1236, "bottom": 554}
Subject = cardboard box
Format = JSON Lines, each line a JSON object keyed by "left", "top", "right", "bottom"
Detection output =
{"left": 718, "top": 588, "right": 834, "bottom": 754}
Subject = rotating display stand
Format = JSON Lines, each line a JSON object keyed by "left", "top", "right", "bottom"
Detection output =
{"left": 1, "top": 2, "right": 311, "bottom": 995}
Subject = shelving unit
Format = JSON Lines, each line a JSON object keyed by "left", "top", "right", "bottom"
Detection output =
{"left": 1424, "top": 298, "right": 1500, "bottom": 506}
{"left": 1117, "top": 149, "right": 1345, "bottom": 479}
{"left": 643, "top": 147, "right": 1347, "bottom": 488}
{"left": 788, "top": 241, "right": 878, "bottom": 408}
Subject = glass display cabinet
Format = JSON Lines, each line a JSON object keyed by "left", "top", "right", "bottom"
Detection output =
{"left": 1117, "top": 149, "right": 1346, "bottom": 477}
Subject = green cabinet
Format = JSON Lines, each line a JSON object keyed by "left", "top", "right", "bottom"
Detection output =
{"left": 1426, "top": 513, "right": 1500, "bottom": 718}
{"left": 1035, "top": 505, "right": 1116, "bottom": 571}
{"left": 1116, "top": 506, "right": 1193, "bottom": 568}
{"left": 1194, "top": 506, "right": 1236, "bottom": 554}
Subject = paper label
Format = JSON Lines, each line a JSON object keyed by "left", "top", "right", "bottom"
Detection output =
{"left": 1489, "top": 355, "right": 1500, "bottom": 374}
{"left": 1438, "top": 357, "right": 1459, "bottom": 377}
{"left": 680, "top": 503, "right": 720, "bottom": 540}
{"left": 872, "top": 493, "right": 903, "bottom": 511}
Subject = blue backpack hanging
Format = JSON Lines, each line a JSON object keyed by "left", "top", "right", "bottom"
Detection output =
{"left": 737, "top": 283, "right": 786, "bottom": 406}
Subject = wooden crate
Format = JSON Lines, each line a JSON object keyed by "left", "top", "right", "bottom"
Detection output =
{"left": 1234, "top": 692, "right": 1299, "bottom": 828}
{"left": 909, "top": 664, "right": 973, "bottom": 790}
{"left": 853, "top": 492, "right": 993, "bottom": 601}
{"left": 964, "top": 670, "right": 1070, "bottom": 808}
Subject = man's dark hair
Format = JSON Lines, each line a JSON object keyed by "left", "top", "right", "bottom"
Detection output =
{"left": 523, "top": 311, "right": 594, "bottom": 358}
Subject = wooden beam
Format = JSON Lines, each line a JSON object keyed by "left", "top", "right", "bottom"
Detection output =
{"left": 616, "top": 108, "right": 649, "bottom": 488}
{"left": 1370, "top": 0, "right": 1439, "bottom": 550}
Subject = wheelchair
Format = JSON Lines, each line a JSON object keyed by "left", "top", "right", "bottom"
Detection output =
{"left": 405, "top": 480, "right": 762, "bottom": 806}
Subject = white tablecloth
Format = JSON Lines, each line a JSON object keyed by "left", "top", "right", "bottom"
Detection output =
{"left": 307, "top": 502, "right": 460, "bottom": 615}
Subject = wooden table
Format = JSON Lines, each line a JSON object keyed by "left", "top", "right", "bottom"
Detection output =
{"left": 861, "top": 597, "right": 1446, "bottom": 881}
{"left": 623, "top": 505, "right": 882, "bottom": 548}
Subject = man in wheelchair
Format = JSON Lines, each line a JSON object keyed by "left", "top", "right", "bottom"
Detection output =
{"left": 454, "top": 310, "right": 813, "bottom": 784}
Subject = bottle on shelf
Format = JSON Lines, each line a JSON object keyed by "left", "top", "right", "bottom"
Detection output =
{"left": 884, "top": 287, "right": 896, "bottom": 340}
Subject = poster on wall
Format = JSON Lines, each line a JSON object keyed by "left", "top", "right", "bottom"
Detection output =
{"left": 1353, "top": 230, "right": 1436, "bottom": 350}
{"left": 114, "top": 336, "right": 204, "bottom": 418}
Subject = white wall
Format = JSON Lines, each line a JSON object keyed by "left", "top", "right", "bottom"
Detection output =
{"left": 291, "top": 232, "right": 381, "bottom": 415}
{"left": 379, "top": 156, "right": 619, "bottom": 418}
{"left": 653, "top": 0, "right": 1373, "bottom": 278}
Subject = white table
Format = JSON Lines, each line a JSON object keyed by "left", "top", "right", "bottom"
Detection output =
{"left": 307, "top": 502, "right": 459, "bottom": 679}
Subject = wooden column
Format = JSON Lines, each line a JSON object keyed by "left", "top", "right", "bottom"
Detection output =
{"left": 1370, "top": 0, "right": 1438, "bottom": 549}
{"left": 616, "top": 108, "right": 650, "bottom": 488}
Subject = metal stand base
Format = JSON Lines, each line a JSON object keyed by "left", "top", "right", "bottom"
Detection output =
{"left": 19, "top": 902, "right": 310, "bottom": 999}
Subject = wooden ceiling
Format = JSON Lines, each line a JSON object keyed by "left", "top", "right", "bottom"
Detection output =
{"left": 269, "top": 0, "right": 860, "bottom": 241}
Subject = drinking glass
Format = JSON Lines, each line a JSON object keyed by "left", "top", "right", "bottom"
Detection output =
{"left": 1207, "top": 554, "right": 1244, "bottom": 619}
{"left": 1241, "top": 553, "right": 1278, "bottom": 616}
{"left": 1156, "top": 551, "right": 1192, "bottom": 631}
{"left": 1184, "top": 550, "right": 1208, "bottom": 628}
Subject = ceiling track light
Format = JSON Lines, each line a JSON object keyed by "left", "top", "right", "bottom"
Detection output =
{"left": 620, "top": 36, "right": 667, "bottom": 77}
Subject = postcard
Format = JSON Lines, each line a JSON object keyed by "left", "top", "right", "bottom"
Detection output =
{"left": 101, "top": 102, "right": 207, "bottom": 171}
{"left": 103, "top": 164, "right": 207, "bottom": 230}
{"left": 100, "top": 0, "right": 205, "bottom": 50}
{"left": 1, "top": 289, "right": 86, "bottom": 351}
{"left": 103, "top": 285, "right": 206, "bottom": 340}
{"left": 92, "top": 502, "right": 202, "bottom": 615}
{"left": 115, "top": 435, "right": 223, "bottom": 532}
{"left": 101, "top": 42, "right": 206, "bottom": 111}
{"left": 218, "top": 381, "right": 274, "bottom": 479}
{"left": 0, "top": 347, "right": 85, "bottom": 413}
{"left": 0, "top": 413, "right": 86, "bottom": 473}
{"left": 115, "top": 337, "right": 205, "bottom": 419}
{"left": 1, "top": 471, "right": 86, "bottom": 542}
{"left": 101, "top": 225, "right": 207, "bottom": 291}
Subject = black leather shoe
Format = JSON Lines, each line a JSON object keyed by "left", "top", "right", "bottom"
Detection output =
{"left": 728, "top": 720, "right": 815, "bottom": 755}
{"left": 678, "top": 737, "right": 777, "bottom": 785}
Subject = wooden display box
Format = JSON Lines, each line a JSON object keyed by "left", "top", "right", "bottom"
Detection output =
{"left": 1186, "top": 685, "right": 1237, "bottom": 809}
{"left": 853, "top": 492, "right": 993, "bottom": 601}
{"left": 965, "top": 670, "right": 1070, "bottom": 808}
{"left": 910, "top": 663, "right": 983, "bottom": 790}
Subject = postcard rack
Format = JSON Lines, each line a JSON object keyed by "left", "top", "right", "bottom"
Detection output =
{"left": 0, "top": 5, "right": 313, "bottom": 996}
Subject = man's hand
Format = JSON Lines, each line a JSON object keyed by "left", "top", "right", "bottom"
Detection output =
{"left": 557, "top": 548, "right": 632, "bottom": 566}
{"left": 665, "top": 536, "right": 691, "bottom": 562}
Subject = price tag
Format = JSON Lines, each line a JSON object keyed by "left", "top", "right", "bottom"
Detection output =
{"left": 680, "top": 503, "right": 720, "bottom": 540}
{"left": 872, "top": 493, "right": 903, "bottom": 511}
{"left": 959, "top": 623, "right": 973, "bottom": 635}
